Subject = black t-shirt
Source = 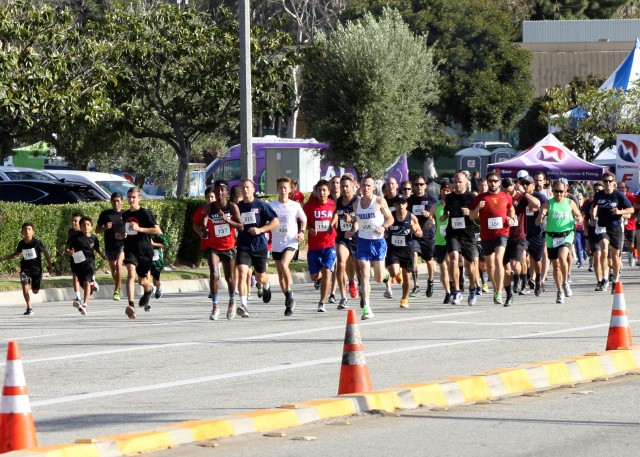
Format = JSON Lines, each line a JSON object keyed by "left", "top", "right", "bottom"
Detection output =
{"left": 237, "top": 199, "right": 278, "bottom": 251}
{"left": 122, "top": 207, "right": 157, "bottom": 258}
{"left": 16, "top": 238, "right": 46, "bottom": 273}
{"left": 593, "top": 190, "right": 631, "bottom": 228}
{"left": 97, "top": 209, "right": 125, "bottom": 251}
{"left": 407, "top": 194, "right": 437, "bottom": 239}
{"left": 444, "top": 192, "right": 476, "bottom": 240}
{"left": 69, "top": 234, "right": 100, "bottom": 267}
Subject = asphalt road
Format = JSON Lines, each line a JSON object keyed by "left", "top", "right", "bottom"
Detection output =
{"left": 1, "top": 262, "right": 638, "bottom": 448}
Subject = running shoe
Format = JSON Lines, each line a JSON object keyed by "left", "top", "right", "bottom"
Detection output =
{"left": 475, "top": 286, "right": 482, "bottom": 296}
{"left": 349, "top": 280, "right": 358, "bottom": 298}
{"left": 208, "top": 292, "right": 212, "bottom": 299}
{"left": 493, "top": 292, "right": 503, "bottom": 305}
{"left": 314, "top": 279, "right": 321, "bottom": 290}
{"left": 328, "top": 294, "right": 336, "bottom": 304}
{"left": 556, "top": 291, "right": 564, "bottom": 304}
{"left": 384, "top": 289, "right": 393, "bottom": 299}
{"left": 125, "top": 305, "right": 136, "bottom": 319}
{"left": 361, "top": 305, "right": 374, "bottom": 320}
{"left": 262, "top": 287, "right": 272, "bottom": 303}
{"left": 395, "top": 274, "right": 403, "bottom": 284}
{"left": 155, "top": 282, "right": 163, "bottom": 299}
{"left": 210, "top": 305, "right": 220, "bottom": 321}
{"left": 236, "top": 304, "right": 250, "bottom": 318}
{"left": 452, "top": 291, "right": 462, "bottom": 305}
{"left": 503, "top": 296, "right": 513, "bottom": 307}
{"left": 563, "top": 283, "right": 572, "bottom": 298}
{"left": 360, "top": 296, "right": 365, "bottom": 309}
{"left": 468, "top": 290, "right": 476, "bottom": 306}
{"left": 73, "top": 298, "right": 81, "bottom": 309}
{"left": 602, "top": 280, "right": 610, "bottom": 292}
{"left": 257, "top": 286, "right": 264, "bottom": 298}
{"left": 284, "top": 302, "right": 295, "bottom": 316}
{"left": 337, "top": 298, "right": 348, "bottom": 310}
{"left": 588, "top": 266, "right": 594, "bottom": 272}
{"left": 383, "top": 271, "right": 390, "bottom": 283}
{"left": 79, "top": 304, "right": 87, "bottom": 316}
{"left": 90, "top": 280, "right": 99, "bottom": 295}
{"left": 519, "top": 286, "right": 529, "bottom": 295}
{"left": 317, "top": 302, "right": 326, "bottom": 313}
{"left": 251, "top": 275, "right": 257, "bottom": 288}
{"left": 113, "top": 290, "right": 121, "bottom": 301}
{"left": 482, "top": 283, "right": 489, "bottom": 293}
{"left": 409, "top": 286, "right": 420, "bottom": 297}
{"left": 139, "top": 289, "right": 152, "bottom": 311}
{"left": 400, "top": 298, "right": 409, "bottom": 308}
{"left": 247, "top": 292, "right": 253, "bottom": 300}
{"left": 443, "top": 292, "right": 451, "bottom": 304}
{"left": 611, "top": 281, "right": 616, "bottom": 295}
{"left": 23, "top": 308, "right": 34, "bottom": 316}
{"left": 227, "top": 300, "right": 237, "bottom": 320}
{"left": 594, "top": 281, "right": 603, "bottom": 292}
{"left": 512, "top": 282, "right": 520, "bottom": 295}
{"left": 426, "top": 281, "right": 434, "bottom": 298}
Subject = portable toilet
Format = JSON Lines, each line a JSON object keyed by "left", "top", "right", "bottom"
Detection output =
{"left": 490, "top": 147, "right": 518, "bottom": 165}
{"left": 455, "top": 147, "right": 492, "bottom": 177}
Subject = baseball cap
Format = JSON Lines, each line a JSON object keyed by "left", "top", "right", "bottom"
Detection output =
{"left": 519, "top": 175, "right": 534, "bottom": 185}
{"left": 213, "top": 179, "right": 229, "bottom": 189}
{"left": 393, "top": 194, "right": 408, "bottom": 204}
{"left": 516, "top": 170, "right": 529, "bottom": 179}
{"left": 441, "top": 182, "right": 451, "bottom": 191}
{"left": 558, "top": 178, "right": 568, "bottom": 185}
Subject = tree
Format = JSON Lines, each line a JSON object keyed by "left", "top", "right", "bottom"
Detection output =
{"left": 94, "top": 3, "right": 295, "bottom": 196}
{"left": 302, "top": 8, "right": 439, "bottom": 178}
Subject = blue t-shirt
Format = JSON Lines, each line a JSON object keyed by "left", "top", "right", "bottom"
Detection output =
{"left": 237, "top": 198, "right": 278, "bottom": 252}
{"left": 593, "top": 190, "right": 631, "bottom": 228}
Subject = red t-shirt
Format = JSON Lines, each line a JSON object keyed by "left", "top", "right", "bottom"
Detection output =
{"left": 192, "top": 206, "right": 207, "bottom": 250}
{"left": 303, "top": 198, "right": 336, "bottom": 250}
{"left": 626, "top": 192, "right": 636, "bottom": 231}
{"left": 472, "top": 191, "right": 513, "bottom": 240}
{"left": 509, "top": 192, "right": 528, "bottom": 240}
{"left": 192, "top": 204, "right": 237, "bottom": 251}
{"left": 290, "top": 190, "right": 305, "bottom": 206}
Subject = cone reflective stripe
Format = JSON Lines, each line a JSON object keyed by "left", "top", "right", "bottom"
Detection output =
{"left": 1, "top": 341, "right": 38, "bottom": 452}
{"left": 606, "top": 282, "right": 633, "bottom": 351}
{"left": 338, "top": 310, "right": 372, "bottom": 395}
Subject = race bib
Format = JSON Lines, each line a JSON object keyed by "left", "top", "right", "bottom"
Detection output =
{"left": 125, "top": 222, "right": 137, "bottom": 236}
{"left": 526, "top": 208, "right": 534, "bottom": 216}
{"left": 510, "top": 215, "right": 518, "bottom": 227}
{"left": 412, "top": 205, "right": 425, "bottom": 215}
{"left": 488, "top": 217, "right": 503, "bottom": 230}
{"left": 152, "top": 249, "right": 160, "bottom": 261}
{"left": 214, "top": 223, "right": 231, "bottom": 238}
{"left": 451, "top": 217, "right": 466, "bottom": 229}
{"left": 439, "top": 225, "right": 447, "bottom": 236}
{"left": 72, "top": 250, "right": 86, "bottom": 264}
{"left": 552, "top": 236, "right": 565, "bottom": 248}
{"left": 360, "top": 221, "right": 375, "bottom": 233}
{"left": 339, "top": 219, "right": 353, "bottom": 232}
{"left": 391, "top": 235, "right": 406, "bottom": 247}
{"left": 275, "top": 225, "right": 289, "bottom": 236}
{"left": 595, "top": 226, "right": 606, "bottom": 235}
{"left": 315, "top": 220, "right": 330, "bottom": 232}
{"left": 475, "top": 233, "right": 481, "bottom": 242}
{"left": 22, "top": 248, "right": 36, "bottom": 260}
{"left": 241, "top": 212, "right": 256, "bottom": 225}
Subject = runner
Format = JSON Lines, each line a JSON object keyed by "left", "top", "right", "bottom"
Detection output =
{"left": 96, "top": 193, "right": 125, "bottom": 301}
{"left": 442, "top": 172, "right": 478, "bottom": 305}
{"left": 590, "top": 172, "right": 633, "bottom": 292}
{"left": 192, "top": 187, "right": 216, "bottom": 299}
{"left": 327, "top": 175, "right": 342, "bottom": 303}
{"left": 470, "top": 171, "right": 515, "bottom": 306}
{"left": 332, "top": 173, "right": 359, "bottom": 310}
{"left": 523, "top": 174, "right": 548, "bottom": 296}
{"left": 386, "top": 194, "right": 423, "bottom": 308}
{"left": 407, "top": 176, "right": 437, "bottom": 299}
{"left": 236, "top": 180, "right": 280, "bottom": 318}
{"left": 427, "top": 183, "right": 451, "bottom": 303}
{"left": 65, "top": 212, "right": 84, "bottom": 308}
{"left": 117, "top": 186, "right": 161, "bottom": 319}
{"left": 536, "top": 180, "right": 582, "bottom": 303}
{"left": 346, "top": 176, "right": 394, "bottom": 320}
{"left": 582, "top": 182, "right": 604, "bottom": 288}
{"left": 0, "top": 222, "right": 54, "bottom": 316}
{"left": 269, "top": 177, "right": 307, "bottom": 316}
{"left": 150, "top": 229, "right": 169, "bottom": 300}
{"left": 617, "top": 182, "right": 637, "bottom": 267}
{"left": 289, "top": 178, "right": 306, "bottom": 263}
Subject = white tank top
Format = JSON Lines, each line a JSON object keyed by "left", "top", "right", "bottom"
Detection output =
{"left": 356, "top": 197, "right": 385, "bottom": 240}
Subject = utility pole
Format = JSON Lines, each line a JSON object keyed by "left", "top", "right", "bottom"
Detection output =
{"left": 239, "top": 0, "right": 254, "bottom": 181}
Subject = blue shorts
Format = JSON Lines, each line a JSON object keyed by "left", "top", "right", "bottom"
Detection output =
{"left": 307, "top": 247, "right": 337, "bottom": 275}
{"left": 355, "top": 238, "right": 387, "bottom": 262}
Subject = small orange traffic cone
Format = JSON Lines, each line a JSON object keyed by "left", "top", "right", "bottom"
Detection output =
{"left": 606, "top": 282, "right": 633, "bottom": 351}
{"left": 0, "top": 341, "right": 38, "bottom": 452}
{"left": 338, "top": 309, "right": 372, "bottom": 395}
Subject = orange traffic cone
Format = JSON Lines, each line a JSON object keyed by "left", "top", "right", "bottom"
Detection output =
{"left": 0, "top": 341, "right": 38, "bottom": 452}
{"left": 338, "top": 309, "right": 372, "bottom": 395}
{"left": 606, "top": 282, "right": 633, "bottom": 351}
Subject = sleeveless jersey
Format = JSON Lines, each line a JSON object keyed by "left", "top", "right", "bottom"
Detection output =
{"left": 335, "top": 195, "right": 358, "bottom": 242}
{"left": 356, "top": 197, "right": 385, "bottom": 240}
{"left": 434, "top": 202, "right": 447, "bottom": 246}
{"left": 387, "top": 212, "right": 413, "bottom": 251}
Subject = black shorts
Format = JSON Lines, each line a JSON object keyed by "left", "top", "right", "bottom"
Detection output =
{"left": 526, "top": 235, "right": 545, "bottom": 262}
{"left": 21, "top": 269, "right": 42, "bottom": 291}
{"left": 434, "top": 245, "right": 447, "bottom": 264}
{"left": 503, "top": 238, "right": 528, "bottom": 264}
{"left": 124, "top": 251, "right": 153, "bottom": 278}
{"left": 416, "top": 237, "right": 435, "bottom": 261}
{"left": 385, "top": 247, "right": 414, "bottom": 272}
{"left": 105, "top": 246, "right": 124, "bottom": 261}
{"left": 237, "top": 248, "right": 268, "bottom": 273}
{"left": 204, "top": 247, "right": 237, "bottom": 263}
{"left": 75, "top": 263, "right": 95, "bottom": 285}
{"left": 624, "top": 229, "right": 636, "bottom": 244}
{"left": 547, "top": 244, "right": 570, "bottom": 260}
{"left": 587, "top": 227, "right": 601, "bottom": 253}
{"left": 336, "top": 238, "right": 358, "bottom": 256}
{"left": 481, "top": 236, "right": 508, "bottom": 257}
{"left": 150, "top": 267, "right": 162, "bottom": 281}
{"left": 601, "top": 225, "right": 624, "bottom": 251}
{"left": 446, "top": 236, "right": 478, "bottom": 262}
{"left": 272, "top": 247, "right": 295, "bottom": 262}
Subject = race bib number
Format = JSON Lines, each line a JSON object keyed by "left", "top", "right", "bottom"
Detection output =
{"left": 275, "top": 225, "right": 289, "bottom": 236}
{"left": 360, "top": 221, "right": 375, "bottom": 233}
{"left": 315, "top": 220, "right": 330, "bottom": 232}
{"left": 526, "top": 208, "right": 534, "bottom": 216}
{"left": 339, "top": 219, "right": 353, "bottom": 232}
{"left": 125, "top": 222, "right": 137, "bottom": 236}
{"left": 22, "top": 248, "right": 36, "bottom": 260}
{"left": 72, "top": 251, "right": 86, "bottom": 264}
{"left": 595, "top": 226, "right": 606, "bottom": 235}
{"left": 510, "top": 215, "right": 518, "bottom": 227}
{"left": 152, "top": 249, "right": 161, "bottom": 261}
{"left": 475, "top": 233, "right": 481, "bottom": 242}
{"left": 241, "top": 212, "right": 256, "bottom": 225}
{"left": 412, "top": 205, "right": 425, "bottom": 215}
{"left": 391, "top": 235, "right": 406, "bottom": 247}
{"left": 439, "top": 225, "right": 447, "bottom": 236}
{"left": 214, "top": 223, "right": 231, "bottom": 238}
{"left": 552, "top": 236, "right": 565, "bottom": 248}
{"left": 451, "top": 217, "right": 466, "bottom": 229}
{"left": 488, "top": 217, "right": 503, "bottom": 230}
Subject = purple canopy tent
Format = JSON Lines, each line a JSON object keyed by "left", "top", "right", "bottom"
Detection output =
{"left": 487, "top": 134, "right": 607, "bottom": 180}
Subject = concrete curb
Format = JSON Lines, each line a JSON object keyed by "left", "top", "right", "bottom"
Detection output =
{"left": 8, "top": 347, "right": 640, "bottom": 456}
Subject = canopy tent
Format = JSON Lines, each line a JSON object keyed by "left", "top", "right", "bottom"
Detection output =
{"left": 487, "top": 133, "right": 607, "bottom": 180}
{"left": 593, "top": 146, "right": 616, "bottom": 169}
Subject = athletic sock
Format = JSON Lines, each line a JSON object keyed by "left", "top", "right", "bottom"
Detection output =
{"left": 505, "top": 285, "right": 512, "bottom": 299}
{"left": 240, "top": 296, "right": 247, "bottom": 307}
{"left": 264, "top": 282, "right": 271, "bottom": 290}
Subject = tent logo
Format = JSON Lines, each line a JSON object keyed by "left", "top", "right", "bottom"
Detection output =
{"left": 536, "top": 146, "right": 565, "bottom": 162}
{"left": 617, "top": 139, "right": 638, "bottom": 163}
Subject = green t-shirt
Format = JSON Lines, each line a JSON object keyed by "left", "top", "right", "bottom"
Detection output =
{"left": 545, "top": 198, "right": 575, "bottom": 248}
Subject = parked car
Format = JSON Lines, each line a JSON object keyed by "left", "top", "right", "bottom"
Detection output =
{"left": 0, "top": 180, "right": 103, "bottom": 205}
{"left": 468, "top": 141, "right": 513, "bottom": 151}
{"left": 0, "top": 166, "right": 60, "bottom": 181}
{"left": 48, "top": 170, "right": 155, "bottom": 200}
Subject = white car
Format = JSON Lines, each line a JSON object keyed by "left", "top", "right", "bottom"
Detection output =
{"left": 0, "top": 166, "right": 60, "bottom": 181}
{"left": 48, "top": 170, "right": 155, "bottom": 201}
{"left": 469, "top": 141, "right": 513, "bottom": 151}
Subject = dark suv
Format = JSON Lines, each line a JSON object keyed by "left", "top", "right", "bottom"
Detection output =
{"left": 0, "top": 180, "right": 103, "bottom": 204}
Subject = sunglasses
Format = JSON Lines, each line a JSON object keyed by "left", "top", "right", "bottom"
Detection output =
{"left": 488, "top": 179, "right": 500, "bottom": 183}
{"left": 401, "top": 188, "right": 412, "bottom": 191}
{"left": 552, "top": 190, "right": 564, "bottom": 194}
{"left": 603, "top": 180, "right": 614, "bottom": 183}
{"left": 414, "top": 182, "right": 426, "bottom": 186}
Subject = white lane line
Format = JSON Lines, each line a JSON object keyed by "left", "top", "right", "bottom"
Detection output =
{"left": 0, "top": 334, "right": 67, "bottom": 342}
{"left": 29, "top": 320, "right": 628, "bottom": 408}
{"left": 431, "top": 321, "right": 570, "bottom": 326}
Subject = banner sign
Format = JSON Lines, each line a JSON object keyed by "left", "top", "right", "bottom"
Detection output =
{"left": 615, "top": 134, "right": 640, "bottom": 193}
